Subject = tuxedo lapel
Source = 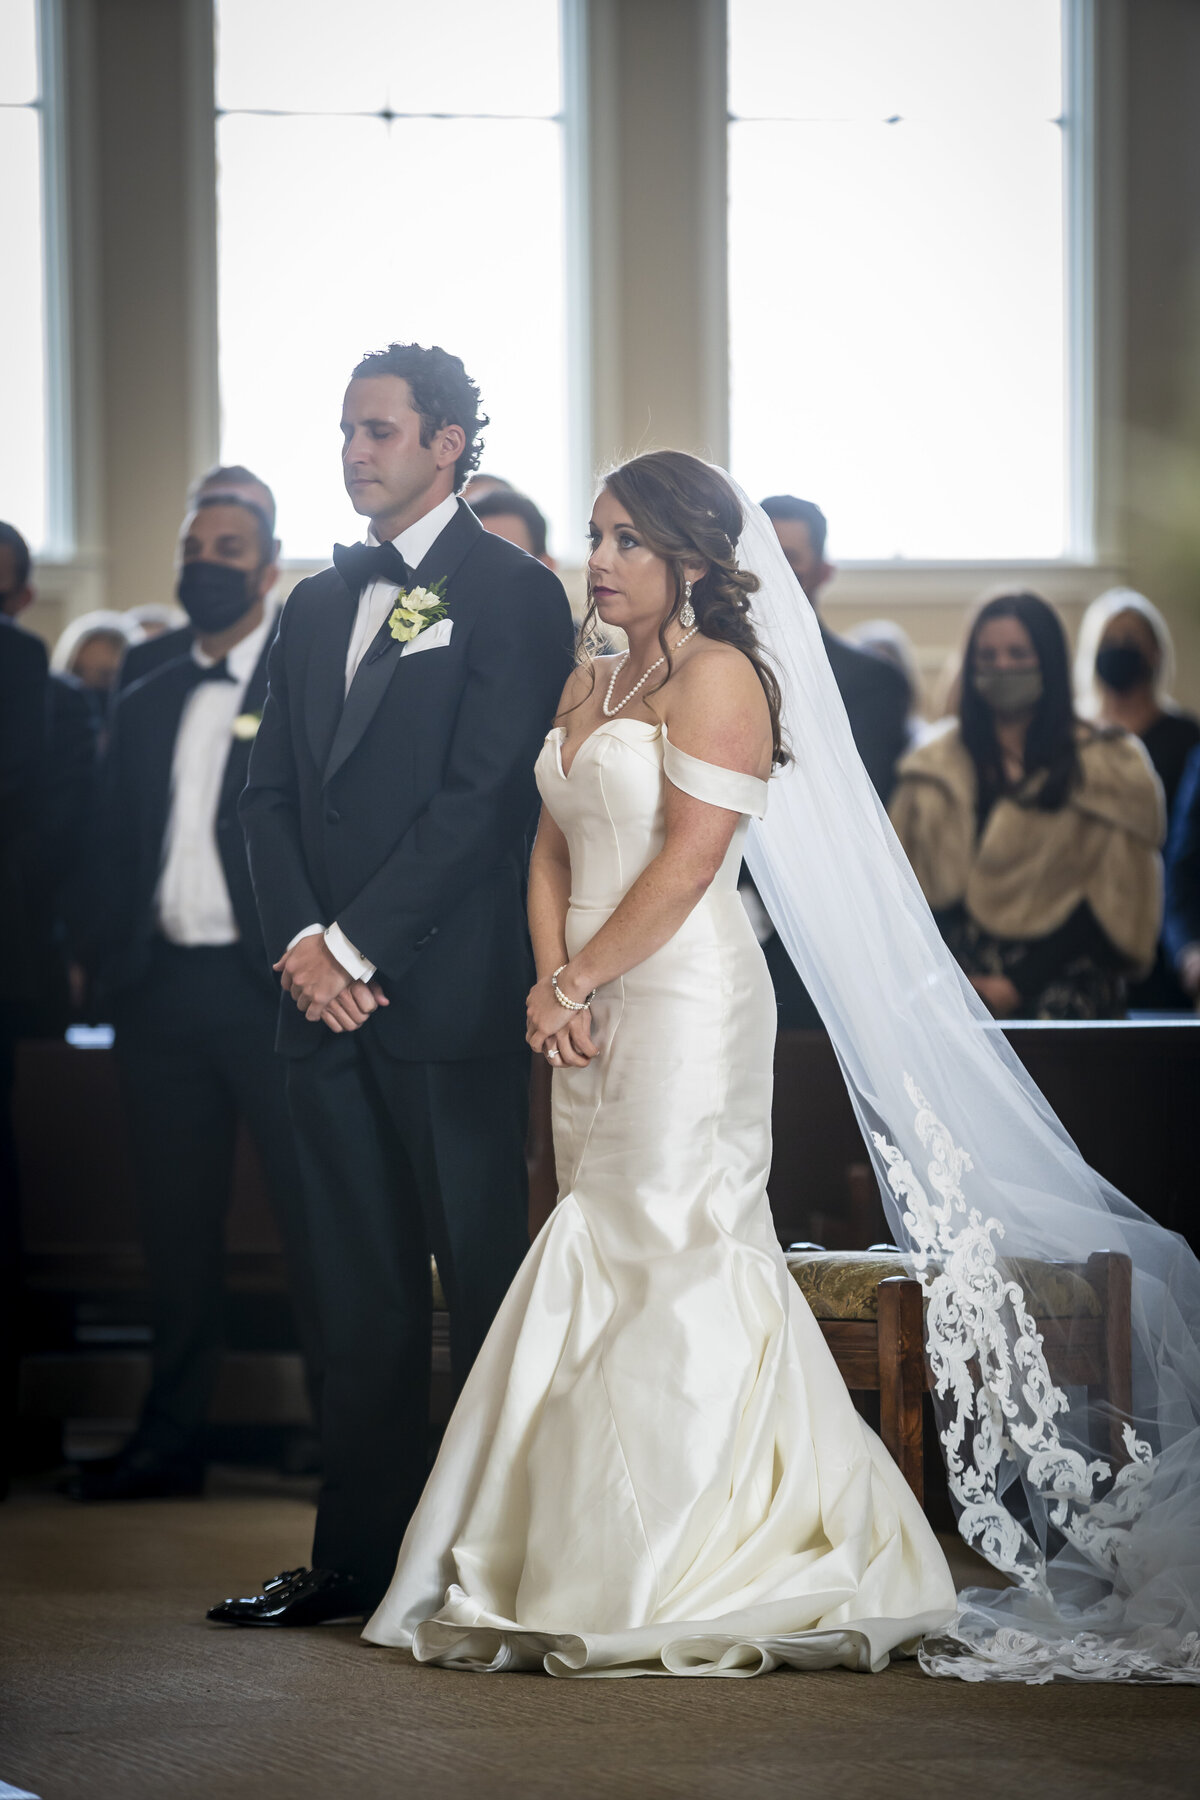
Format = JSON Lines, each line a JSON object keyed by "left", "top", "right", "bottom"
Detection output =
{"left": 218, "top": 624, "right": 275, "bottom": 818}
{"left": 305, "top": 577, "right": 357, "bottom": 772}
{"left": 322, "top": 500, "right": 483, "bottom": 788}
{"left": 137, "top": 658, "right": 196, "bottom": 852}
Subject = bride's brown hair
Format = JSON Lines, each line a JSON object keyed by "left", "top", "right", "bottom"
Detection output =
{"left": 579, "top": 450, "right": 789, "bottom": 767}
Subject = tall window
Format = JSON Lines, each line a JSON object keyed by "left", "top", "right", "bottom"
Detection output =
{"left": 215, "top": 0, "right": 571, "bottom": 560}
{"left": 0, "top": 0, "right": 49, "bottom": 551}
{"left": 728, "top": 1, "right": 1077, "bottom": 561}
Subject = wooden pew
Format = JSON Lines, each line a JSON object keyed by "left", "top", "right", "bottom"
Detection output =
{"left": 14, "top": 1019, "right": 1198, "bottom": 1436}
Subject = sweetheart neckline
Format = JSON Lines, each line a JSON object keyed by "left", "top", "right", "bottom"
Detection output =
{"left": 548, "top": 718, "right": 662, "bottom": 781}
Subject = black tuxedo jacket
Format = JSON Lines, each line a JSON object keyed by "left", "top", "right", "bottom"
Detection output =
{"left": 0, "top": 616, "right": 49, "bottom": 1008}
{"left": 820, "top": 624, "right": 909, "bottom": 804}
{"left": 89, "top": 630, "right": 277, "bottom": 1006}
{"left": 239, "top": 500, "right": 575, "bottom": 1061}
{"left": 117, "top": 624, "right": 196, "bottom": 693}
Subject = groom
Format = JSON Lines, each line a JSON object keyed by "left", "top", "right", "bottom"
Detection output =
{"left": 209, "top": 343, "right": 573, "bottom": 1625}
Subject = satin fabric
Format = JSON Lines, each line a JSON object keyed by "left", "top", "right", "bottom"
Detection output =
{"left": 363, "top": 720, "right": 955, "bottom": 1676}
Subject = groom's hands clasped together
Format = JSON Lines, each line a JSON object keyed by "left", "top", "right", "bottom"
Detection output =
{"left": 275, "top": 933, "right": 389, "bottom": 1033}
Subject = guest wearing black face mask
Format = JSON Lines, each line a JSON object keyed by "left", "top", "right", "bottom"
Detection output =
{"left": 70, "top": 496, "right": 323, "bottom": 1501}
{"left": 1075, "top": 588, "right": 1200, "bottom": 803}
{"left": 890, "top": 591, "right": 1165, "bottom": 1020}
{"left": 1073, "top": 590, "right": 1200, "bottom": 1012}
{"left": 116, "top": 465, "right": 281, "bottom": 695}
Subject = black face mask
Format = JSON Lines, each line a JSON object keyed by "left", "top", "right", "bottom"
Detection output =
{"left": 176, "top": 560, "right": 258, "bottom": 635}
{"left": 1095, "top": 643, "right": 1153, "bottom": 694}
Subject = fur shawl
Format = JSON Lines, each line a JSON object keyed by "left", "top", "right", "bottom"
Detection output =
{"left": 888, "top": 720, "right": 1166, "bottom": 970}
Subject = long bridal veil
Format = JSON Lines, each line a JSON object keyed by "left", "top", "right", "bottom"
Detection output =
{"left": 722, "top": 470, "right": 1200, "bottom": 1682}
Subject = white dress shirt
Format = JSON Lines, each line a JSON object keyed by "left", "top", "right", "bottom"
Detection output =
{"left": 342, "top": 492, "right": 459, "bottom": 695}
{"left": 155, "top": 609, "right": 273, "bottom": 946}
{"left": 292, "top": 492, "right": 461, "bottom": 982}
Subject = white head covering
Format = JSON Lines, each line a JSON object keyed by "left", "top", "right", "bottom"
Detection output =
{"left": 50, "top": 608, "right": 143, "bottom": 676}
{"left": 1074, "top": 587, "right": 1179, "bottom": 718}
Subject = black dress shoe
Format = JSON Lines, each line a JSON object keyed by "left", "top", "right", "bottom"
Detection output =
{"left": 65, "top": 1448, "right": 205, "bottom": 1502}
{"left": 206, "top": 1566, "right": 371, "bottom": 1627}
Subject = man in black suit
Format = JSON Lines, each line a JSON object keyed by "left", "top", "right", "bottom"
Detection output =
{"left": 760, "top": 495, "right": 909, "bottom": 801}
{"left": 74, "top": 495, "right": 322, "bottom": 1501}
{"left": 116, "top": 465, "right": 280, "bottom": 693}
{"left": 747, "top": 496, "right": 911, "bottom": 1028}
{"left": 0, "top": 524, "right": 98, "bottom": 1034}
{"left": 0, "top": 524, "right": 50, "bottom": 1492}
{"left": 209, "top": 343, "right": 573, "bottom": 1626}
{"left": 1166, "top": 746, "right": 1200, "bottom": 1011}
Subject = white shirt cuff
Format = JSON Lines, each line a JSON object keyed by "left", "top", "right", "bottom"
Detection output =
{"left": 287, "top": 923, "right": 325, "bottom": 950}
{"left": 325, "top": 922, "right": 376, "bottom": 983}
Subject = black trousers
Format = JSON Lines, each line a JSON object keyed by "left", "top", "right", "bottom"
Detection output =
{"left": 0, "top": 1011, "right": 21, "bottom": 1492}
{"left": 286, "top": 1034, "right": 530, "bottom": 1603}
{"left": 114, "top": 942, "right": 323, "bottom": 1461}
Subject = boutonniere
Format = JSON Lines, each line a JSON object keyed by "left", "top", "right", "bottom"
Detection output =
{"left": 387, "top": 578, "right": 449, "bottom": 644}
{"left": 232, "top": 711, "right": 262, "bottom": 741}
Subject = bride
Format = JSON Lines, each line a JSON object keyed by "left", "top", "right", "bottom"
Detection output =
{"left": 365, "top": 453, "right": 1200, "bottom": 1682}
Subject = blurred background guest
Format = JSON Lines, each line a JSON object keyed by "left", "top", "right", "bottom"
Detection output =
{"left": 844, "top": 617, "right": 934, "bottom": 752}
{"left": 462, "top": 471, "right": 513, "bottom": 504}
{"left": 127, "top": 602, "right": 187, "bottom": 640}
{"left": 890, "top": 591, "right": 1165, "bottom": 1020}
{"left": 1075, "top": 587, "right": 1200, "bottom": 806}
{"left": 118, "top": 464, "right": 279, "bottom": 692}
{"left": 747, "top": 495, "right": 911, "bottom": 1028}
{"left": 0, "top": 524, "right": 97, "bottom": 1033}
{"left": 1165, "top": 745, "right": 1200, "bottom": 1014}
{"left": 760, "top": 495, "right": 909, "bottom": 802}
{"left": 470, "top": 486, "right": 557, "bottom": 570}
{"left": 1075, "top": 588, "right": 1200, "bottom": 1011}
{"left": 51, "top": 611, "right": 141, "bottom": 730}
{"left": 0, "top": 531, "right": 49, "bottom": 1494}
{"left": 71, "top": 494, "right": 321, "bottom": 1501}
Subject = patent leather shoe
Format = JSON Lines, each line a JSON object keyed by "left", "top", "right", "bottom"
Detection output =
{"left": 65, "top": 1448, "right": 205, "bottom": 1502}
{"left": 206, "top": 1566, "right": 371, "bottom": 1627}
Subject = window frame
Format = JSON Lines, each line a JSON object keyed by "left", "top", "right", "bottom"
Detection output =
{"left": 723, "top": 0, "right": 1107, "bottom": 581}
{"left": 193, "top": 0, "right": 589, "bottom": 573}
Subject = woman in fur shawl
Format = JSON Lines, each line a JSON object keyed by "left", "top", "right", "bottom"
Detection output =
{"left": 890, "top": 592, "right": 1165, "bottom": 1020}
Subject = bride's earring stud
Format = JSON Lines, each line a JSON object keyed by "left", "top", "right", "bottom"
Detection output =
{"left": 680, "top": 580, "right": 695, "bottom": 630}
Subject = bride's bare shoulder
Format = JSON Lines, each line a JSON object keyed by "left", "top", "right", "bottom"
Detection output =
{"left": 660, "top": 639, "right": 772, "bottom": 770}
{"left": 674, "top": 638, "right": 768, "bottom": 709}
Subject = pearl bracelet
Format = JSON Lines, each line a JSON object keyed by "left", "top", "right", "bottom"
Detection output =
{"left": 552, "top": 965, "right": 596, "bottom": 1012}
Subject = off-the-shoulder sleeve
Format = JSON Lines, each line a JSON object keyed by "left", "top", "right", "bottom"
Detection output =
{"left": 662, "top": 729, "right": 769, "bottom": 818}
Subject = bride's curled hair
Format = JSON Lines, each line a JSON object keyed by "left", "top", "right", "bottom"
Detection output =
{"left": 586, "top": 450, "right": 789, "bottom": 767}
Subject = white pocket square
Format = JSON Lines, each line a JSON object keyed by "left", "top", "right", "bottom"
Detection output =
{"left": 400, "top": 618, "right": 454, "bottom": 657}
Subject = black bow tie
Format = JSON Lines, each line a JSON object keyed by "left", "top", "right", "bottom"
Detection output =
{"left": 333, "top": 539, "right": 415, "bottom": 598}
{"left": 187, "top": 656, "right": 237, "bottom": 686}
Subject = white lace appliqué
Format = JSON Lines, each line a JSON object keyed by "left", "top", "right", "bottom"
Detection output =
{"left": 873, "top": 1076, "right": 1200, "bottom": 1683}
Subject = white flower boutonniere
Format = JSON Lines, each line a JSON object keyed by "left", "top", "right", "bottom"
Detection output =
{"left": 388, "top": 578, "right": 449, "bottom": 645}
{"left": 232, "top": 711, "right": 262, "bottom": 741}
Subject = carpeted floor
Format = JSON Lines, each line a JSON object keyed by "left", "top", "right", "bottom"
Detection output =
{"left": 1, "top": 1474, "right": 1197, "bottom": 1800}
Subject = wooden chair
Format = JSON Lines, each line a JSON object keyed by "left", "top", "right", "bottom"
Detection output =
{"left": 784, "top": 1246, "right": 1134, "bottom": 1507}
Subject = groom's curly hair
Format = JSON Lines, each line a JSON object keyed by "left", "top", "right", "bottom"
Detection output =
{"left": 350, "top": 343, "right": 488, "bottom": 491}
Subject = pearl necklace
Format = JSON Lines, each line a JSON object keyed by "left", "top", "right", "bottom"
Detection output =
{"left": 602, "top": 627, "right": 699, "bottom": 718}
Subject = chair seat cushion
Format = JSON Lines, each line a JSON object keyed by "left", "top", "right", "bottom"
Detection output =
{"left": 784, "top": 1249, "right": 1102, "bottom": 1322}
{"left": 785, "top": 1251, "right": 914, "bottom": 1320}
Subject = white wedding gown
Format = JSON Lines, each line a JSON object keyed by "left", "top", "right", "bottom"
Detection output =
{"left": 363, "top": 719, "right": 956, "bottom": 1676}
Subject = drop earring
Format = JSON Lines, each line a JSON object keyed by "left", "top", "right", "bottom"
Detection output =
{"left": 680, "top": 580, "right": 695, "bottom": 629}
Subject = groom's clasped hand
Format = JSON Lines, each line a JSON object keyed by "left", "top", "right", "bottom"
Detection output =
{"left": 274, "top": 934, "right": 389, "bottom": 1034}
